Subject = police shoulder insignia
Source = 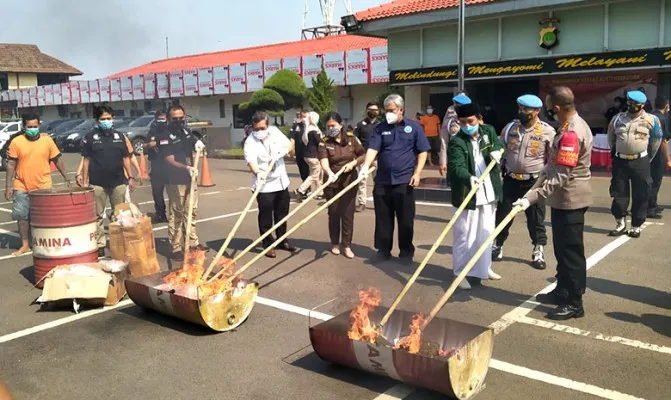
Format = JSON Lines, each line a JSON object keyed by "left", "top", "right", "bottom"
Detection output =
{"left": 404, "top": 126, "right": 412, "bottom": 133}
{"left": 555, "top": 130, "right": 580, "bottom": 167}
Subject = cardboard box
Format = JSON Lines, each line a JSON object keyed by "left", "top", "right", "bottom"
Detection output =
{"left": 37, "top": 261, "right": 128, "bottom": 310}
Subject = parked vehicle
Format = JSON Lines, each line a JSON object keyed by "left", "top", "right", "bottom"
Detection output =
{"left": 60, "top": 119, "right": 97, "bottom": 152}
{"left": 39, "top": 119, "right": 70, "bottom": 134}
{"left": 117, "top": 115, "right": 212, "bottom": 155}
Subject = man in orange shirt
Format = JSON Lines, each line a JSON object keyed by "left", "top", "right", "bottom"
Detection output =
{"left": 5, "top": 113, "right": 70, "bottom": 256}
{"left": 419, "top": 105, "right": 441, "bottom": 165}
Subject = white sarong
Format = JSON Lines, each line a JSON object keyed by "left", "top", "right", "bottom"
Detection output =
{"left": 452, "top": 202, "right": 496, "bottom": 280}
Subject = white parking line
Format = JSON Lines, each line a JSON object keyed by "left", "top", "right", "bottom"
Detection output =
{"left": 516, "top": 316, "right": 671, "bottom": 355}
{"left": 0, "top": 227, "right": 19, "bottom": 238}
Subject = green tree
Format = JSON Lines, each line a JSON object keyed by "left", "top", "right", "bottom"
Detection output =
{"left": 307, "top": 68, "right": 336, "bottom": 128}
{"left": 239, "top": 88, "right": 286, "bottom": 121}
{"left": 264, "top": 69, "right": 307, "bottom": 109}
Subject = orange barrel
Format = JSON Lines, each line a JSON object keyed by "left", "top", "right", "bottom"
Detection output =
{"left": 30, "top": 187, "right": 98, "bottom": 288}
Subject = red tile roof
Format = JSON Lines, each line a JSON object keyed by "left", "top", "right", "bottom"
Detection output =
{"left": 355, "top": 0, "right": 499, "bottom": 22}
{"left": 110, "top": 34, "right": 387, "bottom": 78}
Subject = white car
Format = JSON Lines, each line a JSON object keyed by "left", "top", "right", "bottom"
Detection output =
{"left": 0, "top": 121, "right": 21, "bottom": 171}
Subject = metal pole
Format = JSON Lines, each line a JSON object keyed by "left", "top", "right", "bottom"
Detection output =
{"left": 458, "top": 0, "right": 465, "bottom": 91}
{"left": 165, "top": 36, "right": 169, "bottom": 59}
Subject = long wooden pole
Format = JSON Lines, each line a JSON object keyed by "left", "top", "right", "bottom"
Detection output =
{"left": 420, "top": 206, "right": 523, "bottom": 330}
{"left": 201, "top": 158, "right": 278, "bottom": 279}
{"left": 183, "top": 150, "right": 202, "bottom": 262}
{"left": 378, "top": 160, "right": 497, "bottom": 328}
{"left": 207, "top": 167, "right": 376, "bottom": 284}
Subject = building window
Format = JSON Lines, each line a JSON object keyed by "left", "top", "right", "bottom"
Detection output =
{"left": 37, "top": 74, "right": 68, "bottom": 86}
{"left": 232, "top": 104, "right": 246, "bottom": 129}
{"left": 219, "top": 99, "right": 226, "bottom": 118}
{"left": 0, "top": 73, "right": 8, "bottom": 91}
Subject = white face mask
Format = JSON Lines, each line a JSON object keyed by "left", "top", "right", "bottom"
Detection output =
{"left": 427, "top": 108, "right": 433, "bottom": 115}
{"left": 385, "top": 112, "right": 399, "bottom": 125}
{"left": 253, "top": 129, "right": 268, "bottom": 140}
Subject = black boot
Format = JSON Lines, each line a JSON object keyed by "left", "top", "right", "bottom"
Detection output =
{"left": 547, "top": 304, "right": 584, "bottom": 320}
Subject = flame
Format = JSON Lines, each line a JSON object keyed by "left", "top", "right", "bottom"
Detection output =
{"left": 394, "top": 314, "right": 424, "bottom": 354}
{"left": 347, "top": 287, "right": 382, "bottom": 343}
{"left": 162, "top": 250, "right": 237, "bottom": 298}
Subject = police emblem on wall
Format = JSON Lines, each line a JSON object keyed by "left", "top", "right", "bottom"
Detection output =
{"left": 539, "top": 18, "right": 560, "bottom": 50}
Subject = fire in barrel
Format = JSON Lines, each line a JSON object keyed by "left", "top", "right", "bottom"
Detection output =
{"left": 125, "top": 250, "right": 258, "bottom": 331}
{"left": 309, "top": 288, "right": 493, "bottom": 399}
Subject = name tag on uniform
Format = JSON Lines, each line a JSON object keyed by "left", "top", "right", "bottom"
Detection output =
{"left": 159, "top": 139, "right": 169, "bottom": 145}
{"left": 326, "top": 146, "right": 335, "bottom": 150}
{"left": 381, "top": 131, "right": 392, "bottom": 136}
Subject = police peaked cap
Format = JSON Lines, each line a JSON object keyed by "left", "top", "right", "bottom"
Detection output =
{"left": 453, "top": 94, "right": 472, "bottom": 105}
{"left": 517, "top": 94, "right": 543, "bottom": 108}
{"left": 626, "top": 90, "right": 647, "bottom": 104}
{"left": 456, "top": 103, "right": 481, "bottom": 118}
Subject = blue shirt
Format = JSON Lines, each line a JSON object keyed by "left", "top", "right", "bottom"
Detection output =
{"left": 368, "top": 117, "right": 431, "bottom": 185}
{"left": 650, "top": 114, "right": 663, "bottom": 139}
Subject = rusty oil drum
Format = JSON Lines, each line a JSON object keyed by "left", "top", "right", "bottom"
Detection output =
{"left": 309, "top": 307, "right": 493, "bottom": 399}
{"left": 125, "top": 271, "right": 259, "bottom": 332}
{"left": 30, "top": 187, "right": 98, "bottom": 288}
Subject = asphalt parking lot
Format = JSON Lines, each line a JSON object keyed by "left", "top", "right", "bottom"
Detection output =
{"left": 0, "top": 154, "right": 669, "bottom": 400}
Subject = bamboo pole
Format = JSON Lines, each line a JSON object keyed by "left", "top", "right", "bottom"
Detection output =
{"left": 183, "top": 150, "right": 202, "bottom": 262}
{"left": 378, "top": 160, "right": 497, "bottom": 328}
{"left": 420, "top": 206, "right": 523, "bottom": 330}
{"left": 201, "top": 158, "right": 278, "bottom": 280}
{"left": 206, "top": 167, "right": 376, "bottom": 284}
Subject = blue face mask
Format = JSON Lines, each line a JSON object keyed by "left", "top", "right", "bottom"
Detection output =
{"left": 98, "top": 120, "right": 113, "bottom": 130}
{"left": 461, "top": 124, "right": 478, "bottom": 136}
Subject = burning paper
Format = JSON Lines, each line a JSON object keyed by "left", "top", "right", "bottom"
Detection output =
{"left": 347, "top": 287, "right": 382, "bottom": 343}
{"left": 394, "top": 314, "right": 424, "bottom": 354}
{"left": 159, "top": 250, "right": 238, "bottom": 299}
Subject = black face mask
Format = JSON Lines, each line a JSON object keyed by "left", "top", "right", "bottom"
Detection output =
{"left": 628, "top": 104, "right": 643, "bottom": 114}
{"left": 544, "top": 107, "right": 558, "bottom": 121}
{"left": 367, "top": 111, "right": 379, "bottom": 119}
{"left": 517, "top": 112, "right": 534, "bottom": 125}
{"left": 169, "top": 119, "right": 186, "bottom": 131}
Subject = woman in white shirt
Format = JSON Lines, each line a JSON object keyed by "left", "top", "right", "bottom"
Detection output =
{"left": 243, "top": 111, "right": 297, "bottom": 259}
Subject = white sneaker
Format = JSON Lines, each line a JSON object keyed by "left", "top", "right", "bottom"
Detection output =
{"left": 457, "top": 279, "right": 472, "bottom": 290}
{"left": 331, "top": 246, "right": 341, "bottom": 255}
{"left": 488, "top": 269, "right": 502, "bottom": 280}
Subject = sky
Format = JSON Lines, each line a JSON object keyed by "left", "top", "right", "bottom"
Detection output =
{"left": 4, "top": 0, "right": 383, "bottom": 79}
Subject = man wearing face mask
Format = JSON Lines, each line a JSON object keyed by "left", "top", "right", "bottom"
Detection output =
{"left": 492, "top": 95, "right": 555, "bottom": 270}
{"left": 515, "top": 86, "right": 593, "bottom": 320}
{"left": 354, "top": 102, "right": 380, "bottom": 212}
{"left": 289, "top": 111, "right": 310, "bottom": 182}
{"left": 419, "top": 105, "right": 442, "bottom": 166}
{"left": 647, "top": 96, "right": 671, "bottom": 219}
{"left": 439, "top": 94, "right": 472, "bottom": 176}
{"left": 158, "top": 105, "right": 207, "bottom": 260}
{"left": 448, "top": 103, "right": 504, "bottom": 289}
{"left": 145, "top": 110, "right": 169, "bottom": 223}
{"left": 5, "top": 113, "right": 69, "bottom": 256}
{"left": 358, "top": 94, "right": 430, "bottom": 263}
{"left": 606, "top": 91, "right": 663, "bottom": 238}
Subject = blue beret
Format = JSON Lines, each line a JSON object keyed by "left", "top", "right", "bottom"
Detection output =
{"left": 517, "top": 94, "right": 543, "bottom": 108}
{"left": 627, "top": 90, "right": 647, "bottom": 104}
{"left": 453, "top": 94, "right": 472, "bottom": 105}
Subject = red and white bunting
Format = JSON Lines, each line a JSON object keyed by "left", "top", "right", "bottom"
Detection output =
{"left": 346, "top": 49, "right": 369, "bottom": 85}
{"left": 264, "top": 59, "right": 281, "bottom": 82}
{"left": 143, "top": 74, "right": 156, "bottom": 99}
{"left": 89, "top": 80, "right": 101, "bottom": 103}
{"left": 302, "top": 54, "right": 322, "bottom": 88}
{"left": 120, "top": 76, "right": 133, "bottom": 101}
{"left": 156, "top": 73, "right": 170, "bottom": 98}
{"left": 110, "top": 78, "right": 122, "bottom": 101}
{"left": 132, "top": 75, "right": 144, "bottom": 100}
{"left": 183, "top": 69, "right": 199, "bottom": 97}
{"left": 36, "top": 86, "right": 45, "bottom": 106}
{"left": 197, "top": 68, "right": 213, "bottom": 96}
{"left": 52, "top": 84, "right": 63, "bottom": 105}
{"left": 229, "top": 63, "right": 246, "bottom": 93}
{"left": 213, "top": 66, "right": 230, "bottom": 95}
{"left": 282, "top": 57, "right": 301, "bottom": 76}
{"left": 61, "top": 82, "right": 72, "bottom": 104}
{"left": 324, "top": 52, "right": 345, "bottom": 86}
{"left": 70, "top": 81, "right": 81, "bottom": 103}
{"left": 370, "top": 46, "right": 389, "bottom": 83}
{"left": 169, "top": 71, "right": 184, "bottom": 97}
{"left": 246, "top": 61, "right": 264, "bottom": 91}
{"left": 80, "top": 81, "right": 90, "bottom": 104}
{"left": 99, "top": 79, "right": 111, "bottom": 102}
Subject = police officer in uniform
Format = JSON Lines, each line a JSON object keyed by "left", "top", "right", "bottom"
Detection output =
{"left": 145, "top": 110, "right": 169, "bottom": 223}
{"left": 492, "top": 95, "right": 555, "bottom": 270}
{"left": 358, "top": 94, "right": 430, "bottom": 262}
{"left": 158, "top": 105, "right": 207, "bottom": 260}
{"left": 607, "top": 91, "right": 663, "bottom": 238}
{"left": 354, "top": 102, "right": 380, "bottom": 211}
{"left": 80, "top": 105, "right": 136, "bottom": 257}
{"left": 439, "top": 94, "right": 472, "bottom": 176}
{"left": 516, "top": 86, "right": 592, "bottom": 320}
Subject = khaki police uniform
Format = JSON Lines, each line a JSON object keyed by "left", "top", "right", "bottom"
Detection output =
{"left": 81, "top": 128, "right": 131, "bottom": 249}
{"left": 524, "top": 114, "right": 593, "bottom": 308}
{"left": 318, "top": 132, "right": 366, "bottom": 247}
{"left": 607, "top": 111, "right": 663, "bottom": 228}
{"left": 494, "top": 119, "right": 555, "bottom": 249}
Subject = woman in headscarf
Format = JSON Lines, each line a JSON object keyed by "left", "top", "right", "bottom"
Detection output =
{"left": 318, "top": 112, "right": 365, "bottom": 258}
{"left": 294, "top": 111, "right": 323, "bottom": 201}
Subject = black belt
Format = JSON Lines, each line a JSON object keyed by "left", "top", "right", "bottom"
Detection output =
{"left": 507, "top": 172, "right": 539, "bottom": 181}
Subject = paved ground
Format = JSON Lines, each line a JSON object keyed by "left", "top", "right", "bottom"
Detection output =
{"left": 0, "top": 154, "right": 669, "bottom": 400}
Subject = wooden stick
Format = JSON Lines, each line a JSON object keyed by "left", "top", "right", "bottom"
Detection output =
{"left": 183, "top": 150, "right": 202, "bottom": 262}
{"left": 201, "top": 157, "right": 278, "bottom": 280}
{"left": 420, "top": 205, "right": 523, "bottom": 330}
{"left": 207, "top": 166, "right": 376, "bottom": 284}
{"left": 378, "top": 160, "right": 498, "bottom": 328}
{"left": 227, "top": 169, "right": 345, "bottom": 265}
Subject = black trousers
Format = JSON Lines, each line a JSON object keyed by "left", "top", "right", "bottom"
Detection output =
{"left": 648, "top": 151, "right": 665, "bottom": 212}
{"left": 373, "top": 184, "right": 416, "bottom": 255}
{"left": 610, "top": 156, "right": 651, "bottom": 227}
{"left": 324, "top": 184, "right": 356, "bottom": 247}
{"left": 495, "top": 176, "right": 547, "bottom": 247}
{"left": 551, "top": 207, "right": 588, "bottom": 307}
{"left": 150, "top": 171, "right": 168, "bottom": 217}
{"left": 427, "top": 136, "right": 441, "bottom": 165}
{"left": 296, "top": 153, "right": 310, "bottom": 182}
{"left": 257, "top": 189, "right": 291, "bottom": 248}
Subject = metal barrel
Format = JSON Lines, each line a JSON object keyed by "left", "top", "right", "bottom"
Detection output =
{"left": 125, "top": 271, "right": 259, "bottom": 332}
{"left": 309, "top": 307, "right": 493, "bottom": 399}
{"left": 30, "top": 187, "right": 98, "bottom": 288}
